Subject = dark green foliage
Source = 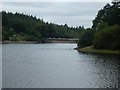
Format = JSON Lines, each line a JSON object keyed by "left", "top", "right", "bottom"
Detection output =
{"left": 34, "top": 23, "right": 48, "bottom": 37}
{"left": 92, "top": 8, "right": 106, "bottom": 29}
{"left": 92, "top": 1, "right": 120, "bottom": 50}
{"left": 78, "top": 1, "right": 120, "bottom": 50}
{"left": 92, "top": 1, "right": 120, "bottom": 29}
{"left": 13, "top": 21, "right": 27, "bottom": 33}
{"left": 94, "top": 25, "right": 120, "bottom": 50}
{"left": 78, "top": 29, "right": 95, "bottom": 48}
{"left": 96, "top": 22, "right": 109, "bottom": 31}
{"left": 2, "top": 27, "right": 14, "bottom": 40}
{"left": 1, "top": 11, "right": 84, "bottom": 41}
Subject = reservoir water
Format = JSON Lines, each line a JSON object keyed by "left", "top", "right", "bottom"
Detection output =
{"left": 2, "top": 43, "right": 120, "bottom": 88}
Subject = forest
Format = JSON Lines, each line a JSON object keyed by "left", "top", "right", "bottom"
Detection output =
{"left": 2, "top": 11, "right": 85, "bottom": 42}
{"left": 1, "top": 1, "right": 120, "bottom": 50}
{"left": 78, "top": 1, "right": 120, "bottom": 50}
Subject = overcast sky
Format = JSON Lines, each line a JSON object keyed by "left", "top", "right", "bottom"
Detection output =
{"left": 2, "top": 1, "right": 111, "bottom": 28}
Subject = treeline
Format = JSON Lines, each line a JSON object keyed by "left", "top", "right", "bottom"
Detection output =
{"left": 2, "top": 11, "right": 85, "bottom": 42}
{"left": 78, "top": 1, "right": 120, "bottom": 50}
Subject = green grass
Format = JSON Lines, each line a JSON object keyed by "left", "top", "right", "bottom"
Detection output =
{"left": 76, "top": 46, "right": 120, "bottom": 55}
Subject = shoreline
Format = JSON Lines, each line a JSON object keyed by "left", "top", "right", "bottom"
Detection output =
{"left": 1, "top": 40, "right": 77, "bottom": 44}
{"left": 75, "top": 46, "right": 120, "bottom": 55}
{"left": 1, "top": 41, "right": 40, "bottom": 44}
{"left": 1, "top": 38, "right": 78, "bottom": 44}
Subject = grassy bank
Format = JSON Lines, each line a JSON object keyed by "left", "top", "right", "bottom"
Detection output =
{"left": 75, "top": 46, "right": 120, "bottom": 55}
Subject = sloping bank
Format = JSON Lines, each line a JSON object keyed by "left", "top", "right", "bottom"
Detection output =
{"left": 75, "top": 46, "right": 120, "bottom": 55}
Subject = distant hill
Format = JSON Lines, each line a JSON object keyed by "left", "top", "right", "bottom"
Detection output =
{"left": 2, "top": 11, "right": 85, "bottom": 42}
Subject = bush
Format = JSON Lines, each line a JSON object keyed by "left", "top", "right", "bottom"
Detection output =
{"left": 78, "top": 30, "right": 95, "bottom": 48}
{"left": 93, "top": 25, "right": 120, "bottom": 50}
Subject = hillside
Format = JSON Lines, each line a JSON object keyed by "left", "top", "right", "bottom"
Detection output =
{"left": 2, "top": 11, "right": 84, "bottom": 42}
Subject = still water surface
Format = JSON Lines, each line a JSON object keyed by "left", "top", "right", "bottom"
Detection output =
{"left": 2, "top": 43, "right": 120, "bottom": 88}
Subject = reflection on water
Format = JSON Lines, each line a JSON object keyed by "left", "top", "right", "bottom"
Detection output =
{"left": 2, "top": 44, "right": 120, "bottom": 88}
